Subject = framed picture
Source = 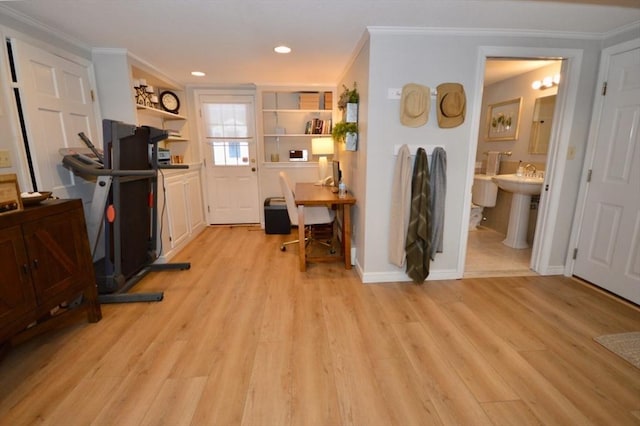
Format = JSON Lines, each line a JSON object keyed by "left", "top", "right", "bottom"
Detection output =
{"left": 486, "top": 97, "right": 522, "bottom": 141}
{"left": 0, "top": 173, "right": 23, "bottom": 215}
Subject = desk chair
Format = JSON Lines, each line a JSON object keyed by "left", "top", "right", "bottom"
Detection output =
{"left": 279, "top": 171, "right": 336, "bottom": 252}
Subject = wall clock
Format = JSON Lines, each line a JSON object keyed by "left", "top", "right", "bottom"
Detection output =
{"left": 159, "top": 91, "right": 180, "bottom": 114}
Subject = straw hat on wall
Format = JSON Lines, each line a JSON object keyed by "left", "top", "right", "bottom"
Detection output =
{"left": 400, "top": 83, "right": 430, "bottom": 127}
{"left": 437, "top": 83, "right": 466, "bottom": 128}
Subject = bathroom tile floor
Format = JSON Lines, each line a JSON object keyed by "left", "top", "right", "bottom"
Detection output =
{"left": 464, "top": 226, "right": 536, "bottom": 278}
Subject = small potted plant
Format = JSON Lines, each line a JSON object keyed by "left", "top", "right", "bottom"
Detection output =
{"left": 338, "top": 82, "right": 359, "bottom": 111}
{"left": 332, "top": 121, "right": 358, "bottom": 151}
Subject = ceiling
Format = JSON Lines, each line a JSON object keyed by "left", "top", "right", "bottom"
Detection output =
{"left": 0, "top": 0, "right": 638, "bottom": 87}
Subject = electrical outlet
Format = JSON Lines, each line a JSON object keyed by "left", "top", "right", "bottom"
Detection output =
{"left": 0, "top": 149, "right": 11, "bottom": 168}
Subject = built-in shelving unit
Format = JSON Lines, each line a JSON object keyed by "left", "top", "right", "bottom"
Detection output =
{"left": 260, "top": 89, "right": 335, "bottom": 164}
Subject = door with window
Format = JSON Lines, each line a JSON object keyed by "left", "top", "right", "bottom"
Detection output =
{"left": 198, "top": 93, "right": 259, "bottom": 224}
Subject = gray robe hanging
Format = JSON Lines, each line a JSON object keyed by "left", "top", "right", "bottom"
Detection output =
{"left": 405, "top": 147, "right": 431, "bottom": 283}
{"left": 429, "top": 147, "right": 446, "bottom": 260}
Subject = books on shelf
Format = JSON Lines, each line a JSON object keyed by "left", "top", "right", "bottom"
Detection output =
{"left": 304, "top": 118, "right": 332, "bottom": 135}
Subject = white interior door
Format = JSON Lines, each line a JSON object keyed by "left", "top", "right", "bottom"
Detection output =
{"left": 574, "top": 42, "right": 640, "bottom": 304}
{"left": 11, "top": 38, "right": 98, "bottom": 200}
{"left": 198, "top": 93, "right": 260, "bottom": 224}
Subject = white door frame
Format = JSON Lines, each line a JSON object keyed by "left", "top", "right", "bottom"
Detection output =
{"left": 566, "top": 37, "right": 640, "bottom": 276}
{"left": 192, "top": 87, "right": 260, "bottom": 224}
{"left": 458, "top": 45, "right": 584, "bottom": 277}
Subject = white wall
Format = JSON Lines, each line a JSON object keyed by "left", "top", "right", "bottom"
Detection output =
{"left": 336, "top": 37, "right": 370, "bottom": 276}
{"left": 351, "top": 29, "right": 615, "bottom": 283}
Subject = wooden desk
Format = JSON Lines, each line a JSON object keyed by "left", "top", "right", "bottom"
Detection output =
{"left": 294, "top": 183, "right": 356, "bottom": 272}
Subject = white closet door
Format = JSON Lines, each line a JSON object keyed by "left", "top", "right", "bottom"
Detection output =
{"left": 574, "top": 42, "right": 640, "bottom": 304}
{"left": 11, "top": 39, "right": 98, "bottom": 199}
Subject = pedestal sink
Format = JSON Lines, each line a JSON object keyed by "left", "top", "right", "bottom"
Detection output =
{"left": 491, "top": 174, "right": 544, "bottom": 249}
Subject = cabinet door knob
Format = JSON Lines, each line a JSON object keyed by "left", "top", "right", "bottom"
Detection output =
{"left": 22, "top": 264, "right": 29, "bottom": 274}
{"left": 33, "top": 259, "right": 39, "bottom": 269}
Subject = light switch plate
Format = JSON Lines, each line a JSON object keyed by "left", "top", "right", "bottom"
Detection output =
{"left": 387, "top": 88, "right": 402, "bottom": 100}
{"left": 0, "top": 149, "right": 11, "bottom": 168}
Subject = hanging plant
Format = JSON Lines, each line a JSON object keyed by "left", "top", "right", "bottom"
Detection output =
{"left": 338, "top": 82, "right": 359, "bottom": 111}
{"left": 332, "top": 121, "right": 358, "bottom": 143}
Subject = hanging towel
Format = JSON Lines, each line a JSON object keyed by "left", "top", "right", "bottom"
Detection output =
{"left": 405, "top": 148, "right": 431, "bottom": 283}
{"left": 429, "top": 147, "right": 446, "bottom": 260}
{"left": 486, "top": 151, "right": 501, "bottom": 176}
{"left": 389, "top": 144, "right": 413, "bottom": 267}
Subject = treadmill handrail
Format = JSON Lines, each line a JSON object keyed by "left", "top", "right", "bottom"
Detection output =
{"left": 62, "top": 155, "right": 156, "bottom": 177}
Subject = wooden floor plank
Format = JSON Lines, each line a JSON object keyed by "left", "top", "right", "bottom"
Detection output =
{"left": 442, "top": 302, "right": 596, "bottom": 426}
{"left": 401, "top": 284, "right": 520, "bottom": 403}
{"left": 0, "top": 226, "right": 638, "bottom": 425}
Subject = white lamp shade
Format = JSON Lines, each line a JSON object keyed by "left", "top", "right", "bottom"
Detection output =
{"left": 311, "top": 137, "right": 334, "bottom": 155}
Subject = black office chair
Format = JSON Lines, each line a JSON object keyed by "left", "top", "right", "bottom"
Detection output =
{"left": 278, "top": 171, "right": 336, "bottom": 252}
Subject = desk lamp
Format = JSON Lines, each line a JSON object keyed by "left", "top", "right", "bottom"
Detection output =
{"left": 311, "top": 137, "right": 334, "bottom": 184}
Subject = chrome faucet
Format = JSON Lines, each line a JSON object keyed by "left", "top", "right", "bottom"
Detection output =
{"left": 524, "top": 163, "right": 537, "bottom": 176}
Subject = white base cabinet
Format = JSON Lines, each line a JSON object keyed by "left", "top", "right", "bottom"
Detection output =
{"left": 158, "top": 168, "right": 205, "bottom": 261}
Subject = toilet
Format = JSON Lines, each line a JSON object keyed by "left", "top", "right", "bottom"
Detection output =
{"left": 469, "top": 174, "right": 498, "bottom": 230}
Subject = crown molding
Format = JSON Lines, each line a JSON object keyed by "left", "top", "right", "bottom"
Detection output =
{"left": 0, "top": 4, "right": 90, "bottom": 52}
{"left": 367, "top": 25, "right": 621, "bottom": 41}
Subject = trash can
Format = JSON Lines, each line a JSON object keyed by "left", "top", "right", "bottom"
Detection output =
{"left": 264, "top": 197, "right": 291, "bottom": 234}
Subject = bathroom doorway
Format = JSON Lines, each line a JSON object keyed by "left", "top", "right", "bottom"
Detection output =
{"left": 464, "top": 58, "right": 562, "bottom": 278}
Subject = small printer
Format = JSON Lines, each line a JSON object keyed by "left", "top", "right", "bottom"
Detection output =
{"left": 149, "top": 145, "right": 171, "bottom": 165}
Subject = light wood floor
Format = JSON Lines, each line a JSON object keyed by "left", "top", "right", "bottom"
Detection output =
{"left": 1, "top": 226, "right": 639, "bottom": 425}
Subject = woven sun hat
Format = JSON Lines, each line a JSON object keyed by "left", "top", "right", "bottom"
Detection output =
{"left": 400, "top": 83, "right": 430, "bottom": 127}
{"left": 436, "top": 82, "right": 466, "bottom": 128}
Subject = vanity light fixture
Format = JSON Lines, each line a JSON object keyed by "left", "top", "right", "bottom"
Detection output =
{"left": 532, "top": 73, "right": 560, "bottom": 90}
{"left": 274, "top": 45, "right": 291, "bottom": 54}
{"left": 191, "top": 71, "right": 206, "bottom": 77}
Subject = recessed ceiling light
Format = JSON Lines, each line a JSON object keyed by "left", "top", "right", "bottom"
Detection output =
{"left": 191, "top": 71, "right": 206, "bottom": 77}
{"left": 274, "top": 45, "right": 291, "bottom": 54}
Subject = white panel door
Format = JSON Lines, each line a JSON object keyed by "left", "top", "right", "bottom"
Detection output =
{"left": 574, "top": 43, "right": 640, "bottom": 304}
{"left": 198, "top": 93, "right": 259, "bottom": 224}
{"left": 11, "top": 39, "right": 98, "bottom": 200}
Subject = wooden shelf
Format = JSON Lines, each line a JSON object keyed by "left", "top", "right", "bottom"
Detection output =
{"left": 136, "top": 105, "right": 187, "bottom": 120}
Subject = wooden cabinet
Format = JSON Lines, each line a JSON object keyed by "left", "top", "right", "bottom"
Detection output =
{"left": 0, "top": 200, "right": 101, "bottom": 346}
